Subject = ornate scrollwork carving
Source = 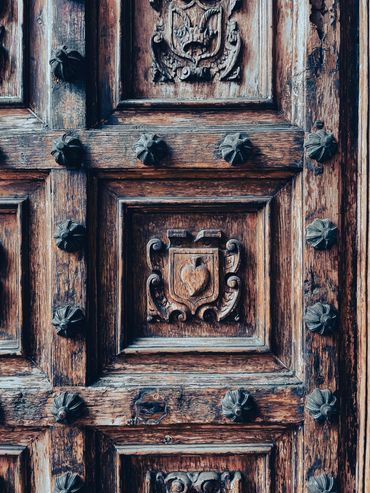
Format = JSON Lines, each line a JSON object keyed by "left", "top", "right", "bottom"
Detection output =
{"left": 54, "top": 219, "right": 86, "bottom": 252}
{"left": 145, "top": 470, "right": 242, "bottom": 493}
{"left": 305, "top": 121, "right": 338, "bottom": 163}
{"left": 53, "top": 472, "right": 85, "bottom": 493}
{"left": 51, "top": 133, "right": 84, "bottom": 167}
{"left": 221, "top": 388, "right": 254, "bottom": 422}
{"left": 51, "top": 391, "right": 85, "bottom": 424}
{"left": 219, "top": 133, "right": 252, "bottom": 165}
{"left": 149, "top": 0, "right": 242, "bottom": 84}
{"left": 304, "top": 302, "right": 338, "bottom": 335}
{"left": 306, "top": 218, "right": 337, "bottom": 250}
{"left": 308, "top": 474, "right": 337, "bottom": 493}
{"left": 146, "top": 229, "right": 242, "bottom": 323}
{"left": 49, "top": 45, "right": 85, "bottom": 82}
{"left": 306, "top": 388, "right": 337, "bottom": 423}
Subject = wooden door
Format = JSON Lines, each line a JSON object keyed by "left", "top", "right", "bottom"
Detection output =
{"left": 0, "top": 1, "right": 359, "bottom": 491}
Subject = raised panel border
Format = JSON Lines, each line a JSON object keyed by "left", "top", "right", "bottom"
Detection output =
{"left": 117, "top": 196, "right": 271, "bottom": 354}
{"left": 0, "top": 198, "right": 27, "bottom": 355}
{"left": 0, "top": 1, "right": 25, "bottom": 105}
{"left": 0, "top": 444, "right": 28, "bottom": 492}
{"left": 116, "top": 443, "right": 273, "bottom": 493}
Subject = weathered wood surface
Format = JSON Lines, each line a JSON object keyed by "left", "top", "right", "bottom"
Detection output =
{"left": 0, "top": 0, "right": 361, "bottom": 491}
{"left": 357, "top": 0, "right": 369, "bottom": 491}
{"left": 0, "top": 124, "right": 304, "bottom": 170}
{"left": 0, "top": 382, "right": 304, "bottom": 427}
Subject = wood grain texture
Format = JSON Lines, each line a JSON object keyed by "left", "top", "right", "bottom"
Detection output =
{"left": 357, "top": 0, "right": 369, "bottom": 490}
{"left": 49, "top": 170, "right": 87, "bottom": 386}
{"left": 48, "top": 0, "right": 86, "bottom": 128}
{"left": 0, "top": 1, "right": 24, "bottom": 104}
{"left": 0, "top": 198, "right": 26, "bottom": 355}
{"left": 0, "top": 124, "right": 304, "bottom": 170}
{"left": 301, "top": 0, "right": 340, "bottom": 488}
{"left": 0, "top": 383, "right": 304, "bottom": 427}
{"left": 0, "top": 1, "right": 362, "bottom": 491}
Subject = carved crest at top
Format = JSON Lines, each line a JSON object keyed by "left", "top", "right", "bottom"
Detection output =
{"left": 149, "top": 0, "right": 243, "bottom": 83}
{"left": 147, "top": 229, "right": 242, "bottom": 323}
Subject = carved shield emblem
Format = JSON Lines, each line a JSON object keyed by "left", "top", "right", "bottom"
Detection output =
{"left": 146, "top": 229, "right": 241, "bottom": 323}
{"left": 150, "top": 0, "right": 242, "bottom": 83}
{"left": 169, "top": 248, "right": 219, "bottom": 314}
{"left": 169, "top": 0, "right": 223, "bottom": 64}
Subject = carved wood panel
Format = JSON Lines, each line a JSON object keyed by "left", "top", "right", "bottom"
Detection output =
{"left": 0, "top": 199, "right": 26, "bottom": 354}
{"left": 147, "top": 229, "right": 242, "bottom": 323}
{"left": 0, "top": 445, "right": 27, "bottom": 493}
{"left": 95, "top": 172, "right": 302, "bottom": 366}
{"left": 116, "top": 0, "right": 273, "bottom": 104}
{"left": 0, "top": 1, "right": 24, "bottom": 104}
{"left": 117, "top": 443, "right": 273, "bottom": 493}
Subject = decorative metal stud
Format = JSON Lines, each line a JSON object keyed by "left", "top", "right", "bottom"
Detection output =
{"left": 134, "top": 133, "right": 168, "bottom": 166}
{"left": 304, "top": 302, "right": 338, "bottom": 335}
{"left": 54, "top": 472, "right": 85, "bottom": 493}
{"left": 54, "top": 220, "right": 86, "bottom": 253}
{"left": 221, "top": 388, "right": 254, "bottom": 422}
{"left": 306, "top": 388, "right": 337, "bottom": 422}
{"left": 52, "top": 305, "right": 85, "bottom": 338}
{"left": 219, "top": 133, "right": 252, "bottom": 165}
{"left": 51, "top": 391, "right": 85, "bottom": 424}
{"left": 306, "top": 219, "right": 337, "bottom": 250}
{"left": 305, "top": 121, "right": 338, "bottom": 163}
{"left": 51, "top": 134, "right": 84, "bottom": 167}
{"left": 308, "top": 474, "right": 337, "bottom": 493}
{"left": 49, "top": 45, "right": 85, "bottom": 82}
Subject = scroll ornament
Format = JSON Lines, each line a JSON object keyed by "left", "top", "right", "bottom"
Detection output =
{"left": 146, "top": 470, "right": 242, "bottom": 493}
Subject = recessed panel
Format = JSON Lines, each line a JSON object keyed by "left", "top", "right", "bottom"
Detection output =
{"left": 0, "top": 199, "right": 26, "bottom": 355}
{"left": 0, "top": 446, "right": 27, "bottom": 492}
{"left": 118, "top": 445, "right": 272, "bottom": 493}
{"left": 121, "top": 0, "right": 273, "bottom": 103}
{"left": 0, "top": 2, "right": 24, "bottom": 104}
{"left": 119, "top": 199, "right": 269, "bottom": 352}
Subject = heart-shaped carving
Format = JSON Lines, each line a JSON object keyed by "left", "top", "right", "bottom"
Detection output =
{"left": 180, "top": 256, "right": 210, "bottom": 297}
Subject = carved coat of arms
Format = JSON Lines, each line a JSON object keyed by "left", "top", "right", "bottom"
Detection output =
{"left": 149, "top": 0, "right": 243, "bottom": 83}
{"left": 146, "top": 229, "right": 242, "bottom": 323}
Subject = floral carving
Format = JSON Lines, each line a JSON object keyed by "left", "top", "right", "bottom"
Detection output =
{"left": 305, "top": 121, "right": 337, "bottom": 163}
{"left": 49, "top": 45, "right": 85, "bottom": 82}
{"left": 54, "top": 220, "right": 86, "bottom": 252}
{"left": 306, "top": 388, "right": 337, "bottom": 422}
{"left": 304, "top": 302, "right": 338, "bottom": 335}
{"left": 219, "top": 133, "right": 252, "bottom": 165}
{"left": 306, "top": 218, "right": 337, "bottom": 250}
{"left": 52, "top": 305, "right": 85, "bottom": 337}
{"left": 51, "top": 133, "right": 84, "bottom": 167}
{"left": 53, "top": 472, "right": 85, "bottom": 493}
{"left": 221, "top": 388, "right": 254, "bottom": 422}
{"left": 147, "top": 470, "right": 242, "bottom": 493}
{"left": 149, "top": 0, "right": 242, "bottom": 83}
{"left": 308, "top": 474, "right": 337, "bottom": 493}
{"left": 147, "top": 229, "right": 242, "bottom": 323}
{"left": 51, "top": 392, "right": 85, "bottom": 424}
{"left": 134, "top": 133, "right": 168, "bottom": 166}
